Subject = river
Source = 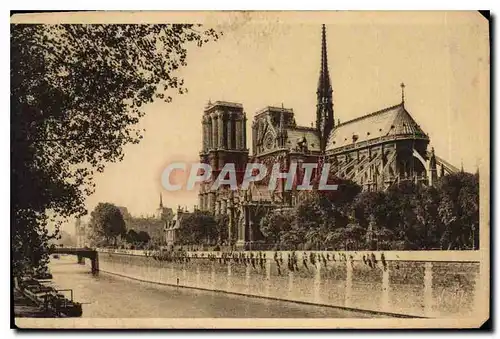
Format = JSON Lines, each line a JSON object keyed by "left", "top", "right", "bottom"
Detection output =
{"left": 47, "top": 256, "right": 388, "bottom": 318}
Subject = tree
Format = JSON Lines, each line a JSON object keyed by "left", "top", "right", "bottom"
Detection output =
{"left": 259, "top": 209, "right": 295, "bottom": 247}
{"left": 125, "top": 229, "right": 139, "bottom": 244}
{"left": 324, "top": 229, "right": 342, "bottom": 249}
{"left": 343, "top": 223, "right": 366, "bottom": 250}
{"left": 436, "top": 172, "right": 479, "bottom": 249}
{"left": 11, "top": 24, "right": 220, "bottom": 275}
{"left": 353, "top": 191, "right": 389, "bottom": 228}
{"left": 177, "top": 211, "right": 217, "bottom": 245}
{"left": 323, "top": 223, "right": 366, "bottom": 250}
{"left": 295, "top": 194, "right": 327, "bottom": 249}
{"left": 88, "top": 203, "right": 127, "bottom": 246}
{"left": 321, "top": 177, "right": 362, "bottom": 212}
{"left": 386, "top": 182, "right": 420, "bottom": 246}
{"left": 411, "top": 185, "right": 441, "bottom": 249}
{"left": 372, "top": 227, "right": 396, "bottom": 250}
{"left": 295, "top": 191, "right": 351, "bottom": 249}
{"left": 280, "top": 227, "right": 306, "bottom": 250}
{"left": 214, "top": 214, "right": 229, "bottom": 244}
{"left": 137, "top": 231, "right": 151, "bottom": 245}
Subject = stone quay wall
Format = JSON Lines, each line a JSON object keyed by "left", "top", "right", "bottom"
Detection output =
{"left": 94, "top": 249, "right": 481, "bottom": 318}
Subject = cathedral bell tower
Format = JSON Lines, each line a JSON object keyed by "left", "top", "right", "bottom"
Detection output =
{"left": 316, "top": 24, "right": 335, "bottom": 152}
{"left": 199, "top": 101, "right": 249, "bottom": 213}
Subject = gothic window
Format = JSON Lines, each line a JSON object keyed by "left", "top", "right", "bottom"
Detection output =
{"left": 264, "top": 133, "right": 274, "bottom": 150}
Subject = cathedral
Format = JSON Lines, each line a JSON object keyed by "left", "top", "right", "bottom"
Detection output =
{"left": 196, "top": 25, "right": 458, "bottom": 250}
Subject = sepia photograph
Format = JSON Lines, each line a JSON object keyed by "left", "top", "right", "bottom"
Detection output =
{"left": 10, "top": 11, "right": 490, "bottom": 329}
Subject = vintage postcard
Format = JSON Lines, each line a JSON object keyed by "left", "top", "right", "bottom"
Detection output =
{"left": 11, "top": 11, "right": 490, "bottom": 329}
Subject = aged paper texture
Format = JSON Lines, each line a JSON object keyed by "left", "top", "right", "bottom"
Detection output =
{"left": 11, "top": 11, "right": 490, "bottom": 329}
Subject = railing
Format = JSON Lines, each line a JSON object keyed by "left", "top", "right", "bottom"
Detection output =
{"left": 41, "top": 288, "right": 74, "bottom": 311}
{"left": 98, "top": 247, "right": 481, "bottom": 262}
{"left": 50, "top": 247, "right": 96, "bottom": 254}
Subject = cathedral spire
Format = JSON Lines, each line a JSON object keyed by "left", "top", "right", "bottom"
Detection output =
{"left": 316, "top": 24, "right": 334, "bottom": 152}
{"left": 318, "top": 24, "right": 331, "bottom": 94}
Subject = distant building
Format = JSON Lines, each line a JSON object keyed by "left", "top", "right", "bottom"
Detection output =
{"left": 74, "top": 217, "right": 86, "bottom": 247}
{"left": 119, "top": 194, "right": 174, "bottom": 242}
{"left": 164, "top": 205, "right": 193, "bottom": 246}
{"left": 156, "top": 193, "right": 174, "bottom": 221}
{"left": 164, "top": 204, "right": 205, "bottom": 247}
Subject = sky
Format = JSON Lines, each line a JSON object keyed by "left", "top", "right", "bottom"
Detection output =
{"left": 74, "top": 11, "right": 489, "bottom": 222}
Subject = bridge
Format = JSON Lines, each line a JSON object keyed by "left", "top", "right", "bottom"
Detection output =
{"left": 49, "top": 247, "right": 99, "bottom": 274}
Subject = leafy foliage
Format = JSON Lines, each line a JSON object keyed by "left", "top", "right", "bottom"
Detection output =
{"left": 125, "top": 229, "right": 139, "bottom": 244}
{"left": 11, "top": 24, "right": 220, "bottom": 275}
{"left": 214, "top": 214, "right": 229, "bottom": 244}
{"left": 124, "top": 229, "right": 150, "bottom": 247}
{"left": 288, "top": 179, "right": 359, "bottom": 250}
{"left": 177, "top": 211, "right": 218, "bottom": 245}
{"left": 88, "top": 203, "right": 127, "bottom": 246}
{"left": 137, "top": 231, "right": 151, "bottom": 245}
{"left": 259, "top": 173, "right": 479, "bottom": 251}
{"left": 436, "top": 172, "right": 480, "bottom": 249}
{"left": 259, "top": 209, "right": 295, "bottom": 248}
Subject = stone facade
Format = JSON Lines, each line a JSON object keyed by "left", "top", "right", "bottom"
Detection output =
{"left": 119, "top": 195, "right": 174, "bottom": 242}
{"left": 194, "top": 25, "right": 458, "bottom": 250}
{"left": 164, "top": 205, "right": 191, "bottom": 246}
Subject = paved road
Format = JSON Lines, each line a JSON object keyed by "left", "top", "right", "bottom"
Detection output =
{"left": 47, "top": 256, "right": 388, "bottom": 318}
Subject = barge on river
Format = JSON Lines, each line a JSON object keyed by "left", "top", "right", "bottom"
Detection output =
{"left": 17, "top": 277, "right": 83, "bottom": 317}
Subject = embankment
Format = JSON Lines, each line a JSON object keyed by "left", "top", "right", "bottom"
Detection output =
{"left": 94, "top": 249, "right": 481, "bottom": 318}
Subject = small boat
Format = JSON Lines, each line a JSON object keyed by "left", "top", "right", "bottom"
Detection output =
{"left": 18, "top": 277, "right": 83, "bottom": 317}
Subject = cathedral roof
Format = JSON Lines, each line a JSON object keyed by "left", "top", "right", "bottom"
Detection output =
{"left": 326, "top": 103, "right": 428, "bottom": 152}
{"left": 255, "top": 106, "right": 294, "bottom": 118}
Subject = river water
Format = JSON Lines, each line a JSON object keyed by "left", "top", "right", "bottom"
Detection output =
{"left": 47, "top": 256, "right": 387, "bottom": 318}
